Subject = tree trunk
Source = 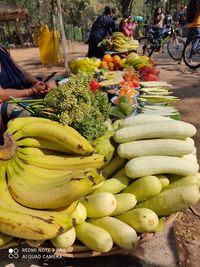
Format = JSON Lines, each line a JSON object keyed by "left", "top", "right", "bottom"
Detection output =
{"left": 120, "top": 0, "right": 135, "bottom": 17}
{"left": 56, "top": 0, "right": 69, "bottom": 73}
{"left": 15, "top": 18, "right": 23, "bottom": 46}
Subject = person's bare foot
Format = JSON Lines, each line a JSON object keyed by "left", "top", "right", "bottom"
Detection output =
{"left": 177, "top": 59, "right": 184, "bottom": 65}
{"left": 188, "top": 59, "right": 195, "bottom": 65}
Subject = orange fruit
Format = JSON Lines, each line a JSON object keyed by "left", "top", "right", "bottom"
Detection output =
{"left": 99, "top": 60, "right": 108, "bottom": 69}
{"left": 112, "top": 55, "right": 121, "bottom": 65}
{"left": 108, "top": 62, "right": 114, "bottom": 71}
{"left": 103, "top": 54, "right": 113, "bottom": 63}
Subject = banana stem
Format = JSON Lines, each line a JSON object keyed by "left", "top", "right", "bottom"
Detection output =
{"left": 0, "top": 132, "right": 17, "bottom": 160}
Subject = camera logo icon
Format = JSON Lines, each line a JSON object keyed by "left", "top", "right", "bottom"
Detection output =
{"left": 8, "top": 248, "right": 19, "bottom": 259}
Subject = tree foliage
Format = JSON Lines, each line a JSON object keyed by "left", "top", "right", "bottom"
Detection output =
{"left": 2, "top": 0, "right": 189, "bottom": 29}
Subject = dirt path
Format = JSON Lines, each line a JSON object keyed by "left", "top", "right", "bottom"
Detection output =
{"left": 10, "top": 42, "right": 87, "bottom": 78}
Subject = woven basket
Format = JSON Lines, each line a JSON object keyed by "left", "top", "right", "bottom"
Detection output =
{"left": 52, "top": 213, "right": 178, "bottom": 258}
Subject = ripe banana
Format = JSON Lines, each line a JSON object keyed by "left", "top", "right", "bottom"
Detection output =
{"left": 0, "top": 205, "right": 64, "bottom": 240}
{"left": 17, "top": 151, "right": 105, "bottom": 170}
{"left": 10, "top": 118, "right": 94, "bottom": 155}
{"left": 17, "top": 147, "right": 56, "bottom": 156}
{"left": 0, "top": 163, "right": 75, "bottom": 231}
{"left": 7, "top": 162, "right": 105, "bottom": 209}
{"left": 14, "top": 156, "right": 74, "bottom": 179}
{"left": 10, "top": 159, "right": 75, "bottom": 186}
{"left": 7, "top": 116, "right": 47, "bottom": 134}
{"left": 17, "top": 137, "right": 72, "bottom": 154}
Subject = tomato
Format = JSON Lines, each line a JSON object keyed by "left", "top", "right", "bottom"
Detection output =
{"left": 142, "top": 74, "right": 159, "bottom": 81}
{"left": 89, "top": 79, "right": 100, "bottom": 92}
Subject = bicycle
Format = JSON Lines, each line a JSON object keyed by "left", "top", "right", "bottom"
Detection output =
{"left": 137, "top": 25, "right": 185, "bottom": 60}
{"left": 183, "top": 35, "right": 200, "bottom": 69}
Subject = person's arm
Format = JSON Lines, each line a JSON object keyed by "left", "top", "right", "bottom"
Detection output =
{"left": 0, "top": 87, "right": 36, "bottom": 103}
{"left": 154, "top": 14, "right": 165, "bottom": 27}
{"left": 0, "top": 81, "right": 50, "bottom": 103}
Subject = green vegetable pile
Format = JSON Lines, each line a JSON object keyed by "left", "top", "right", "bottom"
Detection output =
{"left": 11, "top": 72, "right": 111, "bottom": 142}
{"left": 44, "top": 72, "right": 93, "bottom": 125}
{"left": 72, "top": 93, "right": 111, "bottom": 141}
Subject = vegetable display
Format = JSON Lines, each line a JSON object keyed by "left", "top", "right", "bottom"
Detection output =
{"left": 1, "top": 44, "right": 199, "bottom": 256}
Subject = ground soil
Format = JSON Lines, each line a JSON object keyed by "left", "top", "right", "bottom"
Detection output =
{"left": 1, "top": 43, "right": 200, "bottom": 267}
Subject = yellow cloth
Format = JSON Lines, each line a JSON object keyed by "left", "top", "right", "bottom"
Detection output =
{"left": 187, "top": 13, "right": 200, "bottom": 28}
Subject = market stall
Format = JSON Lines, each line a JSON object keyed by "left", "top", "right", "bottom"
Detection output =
{"left": 0, "top": 31, "right": 199, "bottom": 259}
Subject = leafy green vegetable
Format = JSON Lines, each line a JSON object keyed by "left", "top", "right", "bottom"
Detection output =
{"left": 44, "top": 72, "right": 93, "bottom": 125}
{"left": 72, "top": 107, "right": 106, "bottom": 142}
{"left": 24, "top": 72, "right": 112, "bottom": 142}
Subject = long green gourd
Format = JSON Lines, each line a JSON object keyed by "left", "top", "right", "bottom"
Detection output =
{"left": 136, "top": 185, "right": 200, "bottom": 216}
{"left": 125, "top": 156, "right": 199, "bottom": 179}
{"left": 114, "top": 120, "right": 196, "bottom": 143}
{"left": 117, "top": 139, "right": 195, "bottom": 159}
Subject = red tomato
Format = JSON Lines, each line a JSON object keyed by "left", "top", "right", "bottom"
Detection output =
{"left": 142, "top": 74, "right": 159, "bottom": 81}
{"left": 89, "top": 79, "right": 100, "bottom": 92}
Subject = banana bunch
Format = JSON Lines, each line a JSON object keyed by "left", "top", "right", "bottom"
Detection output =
{"left": 69, "top": 57, "right": 101, "bottom": 74}
{"left": 125, "top": 53, "right": 151, "bottom": 68}
{"left": 0, "top": 117, "right": 106, "bottom": 245}
{"left": 112, "top": 32, "right": 139, "bottom": 52}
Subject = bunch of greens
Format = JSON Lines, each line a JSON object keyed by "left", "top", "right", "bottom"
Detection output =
{"left": 72, "top": 93, "right": 111, "bottom": 142}
{"left": 13, "top": 72, "right": 112, "bottom": 142}
{"left": 44, "top": 72, "right": 93, "bottom": 125}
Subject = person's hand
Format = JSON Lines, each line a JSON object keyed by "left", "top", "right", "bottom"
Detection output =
{"left": 33, "top": 81, "right": 51, "bottom": 94}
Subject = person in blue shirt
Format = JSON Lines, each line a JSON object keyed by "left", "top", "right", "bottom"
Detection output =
{"left": 0, "top": 47, "right": 50, "bottom": 103}
{"left": 87, "top": 6, "right": 116, "bottom": 58}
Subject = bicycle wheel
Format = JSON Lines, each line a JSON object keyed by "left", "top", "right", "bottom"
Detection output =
{"left": 137, "top": 37, "right": 154, "bottom": 57}
{"left": 183, "top": 35, "right": 200, "bottom": 69}
{"left": 167, "top": 36, "right": 185, "bottom": 60}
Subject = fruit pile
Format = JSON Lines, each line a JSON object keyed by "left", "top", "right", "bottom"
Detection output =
{"left": 0, "top": 114, "right": 199, "bottom": 253}
{"left": 98, "top": 32, "right": 139, "bottom": 53}
{"left": 111, "top": 32, "right": 139, "bottom": 52}
{"left": 111, "top": 96, "right": 136, "bottom": 119}
{"left": 69, "top": 57, "right": 101, "bottom": 74}
{"left": 125, "top": 52, "right": 153, "bottom": 70}
{"left": 0, "top": 117, "right": 105, "bottom": 244}
{"left": 99, "top": 54, "right": 124, "bottom": 71}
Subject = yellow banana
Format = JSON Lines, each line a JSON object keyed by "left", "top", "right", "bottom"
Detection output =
{"left": 16, "top": 137, "right": 72, "bottom": 154}
{"left": 0, "top": 163, "right": 75, "bottom": 230}
{"left": 112, "top": 32, "right": 125, "bottom": 38}
{"left": 0, "top": 164, "right": 66, "bottom": 240}
{"left": 17, "top": 147, "right": 68, "bottom": 157}
{"left": 10, "top": 118, "right": 94, "bottom": 155}
{"left": 7, "top": 116, "right": 46, "bottom": 134}
{"left": 0, "top": 206, "right": 64, "bottom": 240}
{"left": 13, "top": 156, "right": 74, "bottom": 178}
{"left": 17, "top": 146, "right": 55, "bottom": 156}
{"left": 9, "top": 159, "right": 75, "bottom": 186}
{"left": 0, "top": 232, "right": 13, "bottom": 247}
{"left": 7, "top": 162, "right": 105, "bottom": 209}
{"left": 17, "top": 151, "right": 105, "bottom": 170}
